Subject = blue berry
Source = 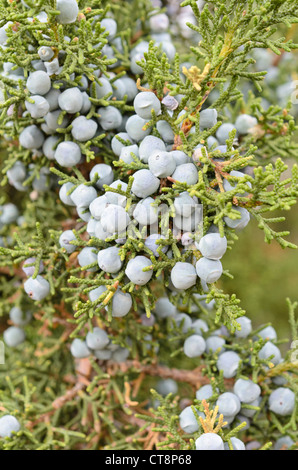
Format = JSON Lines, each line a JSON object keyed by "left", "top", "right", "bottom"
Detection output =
{"left": 235, "top": 114, "right": 257, "bottom": 135}
{"left": 216, "top": 392, "right": 241, "bottom": 417}
{"left": 89, "top": 164, "right": 114, "bottom": 189}
{"left": 217, "top": 351, "right": 240, "bottom": 378}
{"left": 56, "top": 0, "right": 79, "bottom": 24}
{"left": 59, "top": 230, "right": 76, "bottom": 253}
{"left": 98, "top": 106, "right": 123, "bottom": 130}
{"left": 224, "top": 437, "right": 245, "bottom": 451}
{"left": 171, "top": 262, "right": 197, "bottom": 290}
{"left": 134, "top": 92, "right": 161, "bottom": 120}
{"left": 58, "top": 87, "right": 83, "bottom": 114}
{"left": 119, "top": 144, "right": 139, "bottom": 164}
{"left": 43, "top": 135, "right": 60, "bottom": 160}
{"left": 22, "top": 257, "right": 44, "bottom": 277}
{"left": 179, "top": 406, "right": 201, "bottom": 434}
{"left": 235, "top": 316, "right": 252, "bottom": 338}
{"left": 145, "top": 234, "right": 167, "bottom": 257}
{"left": 139, "top": 135, "right": 166, "bottom": 163}
{"left": 196, "top": 233, "right": 227, "bottom": 260}
{"left": 71, "top": 116, "right": 98, "bottom": 142}
{"left": 256, "top": 326, "right": 277, "bottom": 341}
{"left": 109, "top": 289, "right": 132, "bottom": 317}
{"left": 70, "top": 338, "right": 91, "bottom": 358}
{"left": 26, "top": 71, "right": 51, "bottom": 95}
{"left": 216, "top": 123, "right": 237, "bottom": 144}
{"left": 195, "top": 433, "right": 224, "bottom": 451}
{"left": 125, "top": 256, "right": 153, "bottom": 285}
{"left": 24, "top": 275, "right": 50, "bottom": 301}
{"left": 183, "top": 334, "right": 206, "bottom": 358}
{"left": 174, "top": 313, "right": 192, "bottom": 333}
{"left": 131, "top": 169, "right": 160, "bottom": 198}
{"left": 156, "top": 379, "right": 178, "bottom": 396}
{"left": 19, "top": 125, "right": 45, "bottom": 149}
{"left": 233, "top": 378, "right": 261, "bottom": 404}
{"left": 224, "top": 206, "right": 250, "bottom": 230}
{"left": 101, "top": 18, "right": 117, "bottom": 40}
{"left": 206, "top": 336, "right": 226, "bottom": 354}
{"left": 94, "top": 349, "right": 112, "bottom": 360}
{"left": 9, "top": 307, "right": 32, "bottom": 326}
{"left": 0, "top": 203, "right": 19, "bottom": 224}
{"left": 156, "top": 120, "right": 175, "bottom": 143}
{"left": 258, "top": 341, "right": 281, "bottom": 366}
{"left": 274, "top": 436, "right": 294, "bottom": 450}
{"left": 89, "top": 195, "right": 108, "bottom": 220}
{"left": 125, "top": 115, "right": 152, "bottom": 142}
{"left": 88, "top": 285, "right": 107, "bottom": 303}
{"left": 55, "top": 141, "right": 82, "bottom": 167}
{"left": 192, "top": 319, "right": 209, "bottom": 335}
{"left": 100, "top": 204, "right": 130, "bottom": 233}
{"left": 25, "top": 95, "right": 50, "bottom": 118}
{"left": 0, "top": 415, "right": 21, "bottom": 438}
{"left": 77, "top": 247, "right": 98, "bottom": 272}
{"left": 149, "top": 13, "right": 169, "bottom": 33}
{"left": 38, "top": 46, "right": 54, "bottom": 61}
{"left": 196, "top": 384, "right": 214, "bottom": 401}
{"left": 133, "top": 197, "right": 158, "bottom": 226}
{"left": 112, "top": 347, "right": 130, "bottom": 363}
{"left": 105, "top": 179, "right": 128, "bottom": 206}
{"left": 97, "top": 247, "right": 123, "bottom": 273}
{"left": 199, "top": 108, "right": 217, "bottom": 129}
{"left": 171, "top": 163, "right": 198, "bottom": 185}
{"left": 171, "top": 150, "right": 190, "bottom": 166}
{"left": 86, "top": 327, "right": 109, "bottom": 350}
{"left": 148, "top": 150, "right": 176, "bottom": 178}
{"left": 70, "top": 184, "right": 97, "bottom": 208}
{"left": 111, "top": 132, "right": 134, "bottom": 156}
{"left": 154, "top": 297, "right": 177, "bottom": 319}
{"left": 59, "top": 182, "right": 76, "bottom": 206}
{"left": 174, "top": 191, "right": 196, "bottom": 217}
{"left": 196, "top": 257, "right": 223, "bottom": 283}
{"left": 92, "top": 76, "right": 113, "bottom": 100}
{"left": 3, "top": 326, "right": 26, "bottom": 347}
{"left": 44, "top": 110, "right": 69, "bottom": 131}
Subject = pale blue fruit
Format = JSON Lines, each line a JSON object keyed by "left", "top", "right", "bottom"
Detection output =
{"left": 89, "top": 164, "right": 114, "bottom": 189}
{"left": 170, "top": 262, "right": 197, "bottom": 290}
{"left": 269, "top": 387, "right": 295, "bottom": 416}
{"left": 24, "top": 275, "right": 50, "bottom": 301}
{"left": 171, "top": 163, "right": 198, "bottom": 185}
{"left": 139, "top": 135, "right": 166, "bottom": 163}
{"left": 59, "top": 230, "right": 76, "bottom": 253}
{"left": 56, "top": 0, "right": 79, "bottom": 24}
{"left": 86, "top": 327, "right": 109, "bottom": 350}
{"left": 131, "top": 169, "right": 160, "bottom": 198}
{"left": 196, "top": 233, "right": 227, "bottom": 260}
{"left": 3, "top": 326, "right": 26, "bottom": 347}
{"left": 134, "top": 91, "right": 161, "bottom": 120}
{"left": 19, "top": 125, "right": 45, "bottom": 149}
{"left": 97, "top": 247, "right": 122, "bottom": 273}
{"left": 195, "top": 433, "right": 224, "bottom": 450}
{"left": 125, "top": 256, "right": 153, "bottom": 285}
{"left": 234, "top": 378, "right": 261, "bottom": 403}
{"left": 77, "top": 247, "right": 98, "bottom": 272}
{"left": 70, "top": 339, "right": 91, "bottom": 358}
{"left": 196, "top": 257, "right": 223, "bottom": 283}
{"left": 71, "top": 116, "right": 98, "bottom": 142}
{"left": 26, "top": 71, "right": 51, "bottom": 95}
{"left": 125, "top": 115, "right": 152, "bottom": 142}
{"left": 0, "top": 415, "right": 21, "bottom": 438}
{"left": 217, "top": 351, "right": 240, "bottom": 378}
{"left": 55, "top": 141, "right": 81, "bottom": 167}
{"left": 216, "top": 392, "right": 241, "bottom": 417}
{"left": 183, "top": 334, "right": 206, "bottom": 358}
{"left": 70, "top": 184, "right": 97, "bottom": 208}
{"left": 258, "top": 341, "right": 281, "bottom": 366}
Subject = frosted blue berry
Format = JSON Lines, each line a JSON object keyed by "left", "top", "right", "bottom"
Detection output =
{"left": 7, "top": 161, "right": 26, "bottom": 184}
{"left": 26, "top": 71, "right": 51, "bottom": 95}
{"left": 59, "top": 182, "right": 76, "bottom": 206}
{"left": 98, "top": 106, "right": 123, "bottom": 130}
{"left": 44, "top": 110, "right": 69, "bottom": 131}
{"left": 0, "top": 415, "right": 21, "bottom": 438}
{"left": 24, "top": 275, "right": 50, "bottom": 301}
{"left": 171, "top": 150, "right": 190, "bottom": 166}
{"left": 125, "top": 115, "right": 152, "bottom": 142}
{"left": 156, "top": 379, "right": 178, "bottom": 396}
{"left": 171, "top": 262, "right": 197, "bottom": 290}
{"left": 25, "top": 95, "right": 50, "bottom": 118}
{"left": 134, "top": 92, "right": 161, "bottom": 120}
{"left": 149, "top": 13, "right": 169, "bottom": 32}
{"left": 119, "top": 144, "right": 139, "bottom": 164}
{"left": 19, "top": 125, "right": 45, "bottom": 149}
{"left": 55, "top": 141, "right": 82, "bottom": 167}
{"left": 274, "top": 436, "right": 294, "bottom": 450}
{"left": 156, "top": 120, "right": 175, "bottom": 143}
{"left": 111, "top": 132, "right": 134, "bottom": 156}
{"left": 70, "top": 339, "right": 91, "bottom": 358}
{"left": 179, "top": 406, "right": 201, "bottom": 434}
{"left": 199, "top": 108, "right": 217, "bottom": 129}
{"left": 183, "top": 334, "right": 206, "bottom": 358}
{"left": 3, "top": 326, "right": 25, "bottom": 347}
{"left": 234, "top": 378, "right": 261, "bottom": 404}
{"left": 217, "top": 351, "right": 240, "bottom": 378}
{"left": 269, "top": 387, "right": 295, "bottom": 416}
{"left": 89, "top": 164, "right": 114, "bottom": 189}
{"left": 171, "top": 163, "right": 198, "bottom": 185}
{"left": 148, "top": 150, "right": 176, "bottom": 178}
{"left": 59, "top": 230, "right": 76, "bottom": 253}
{"left": 258, "top": 341, "right": 281, "bottom": 366}
{"left": 94, "top": 220, "right": 112, "bottom": 241}
{"left": 154, "top": 297, "right": 177, "bottom": 319}
{"left": 71, "top": 116, "right": 98, "bottom": 142}
{"left": 22, "top": 257, "right": 44, "bottom": 277}
{"left": 224, "top": 437, "right": 245, "bottom": 451}
{"left": 235, "top": 114, "right": 257, "bottom": 135}
{"left": 38, "top": 46, "right": 54, "bottom": 61}
{"left": 77, "top": 207, "right": 91, "bottom": 222}
{"left": 86, "top": 327, "right": 109, "bottom": 350}
{"left": 256, "top": 326, "right": 277, "bottom": 341}
{"left": 0, "top": 203, "right": 19, "bottom": 224}
{"left": 93, "top": 349, "right": 112, "bottom": 360}
{"left": 44, "top": 57, "right": 59, "bottom": 75}
{"left": 92, "top": 77, "right": 113, "bottom": 100}
{"left": 216, "top": 392, "right": 241, "bottom": 417}
{"left": 80, "top": 91, "right": 92, "bottom": 114}
{"left": 241, "top": 397, "right": 261, "bottom": 418}
{"left": 223, "top": 170, "right": 252, "bottom": 194}
{"left": 173, "top": 313, "right": 193, "bottom": 333}
{"left": 58, "top": 87, "right": 83, "bottom": 114}
{"left": 109, "top": 289, "right": 132, "bottom": 317}
{"left": 216, "top": 123, "right": 237, "bottom": 144}
{"left": 88, "top": 285, "right": 107, "bottom": 303}
{"left": 112, "top": 347, "right": 130, "bottom": 363}
{"left": 43, "top": 135, "right": 60, "bottom": 160}
{"left": 9, "top": 307, "right": 32, "bottom": 327}
{"left": 97, "top": 247, "right": 123, "bottom": 273}
{"left": 145, "top": 234, "right": 167, "bottom": 257}
{"left": 196, "top": 384, "right": 214, "bottom": 401}
{"left": 224, "top": 206, "right": 250, "bottom": 230}
{"left": 196, "top": 233, "right": 227, "bottom": 260}
{"left": 195, "top": 433, "right": 224, "bottom": 451}
{"left": 196, "top": 257, "right": 223, "bottom": 283}
{"left": 174, "top": 191, "right": 196, "bottom": 217}
{"left": 56, "top": 0, "right": 79, "bottom": 24}
{"left": 77, "top": 247, "right": 98, "bottom": 272}
{"left": 206, "top": 336, "right": 226, "bottom": 354}
{"left": 192, "top": 319, "right": 209, "bottom": 335}
{"left": 131, "top": 169, "right": 160, "bottom": 198}
{"left": 89, "top": 195, "right": 108, "bottom": 220}
{"left": 125, "top": 256, "right": 153, "bottom": 285}
{"left": 139, "top": 135, "right": 166, "bottom": 163}
{"left": 105, "top": 179, "right": 128, "bottom": 207}
{"left": 101, "top": 18, "right": 117, "bottom": 39}
{"left": 70, "top": 184, "right": 97, "bottom": 208}
{"left": 100, "top": 204, "right": 130, "bottom": 233}
{"left": 235, "top": 316, "right": 252, "bottom": 338}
